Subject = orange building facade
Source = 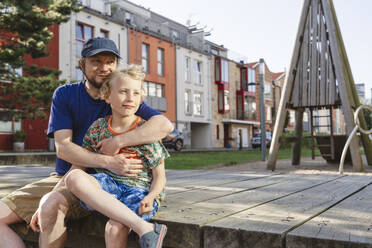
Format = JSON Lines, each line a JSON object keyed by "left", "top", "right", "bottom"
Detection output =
{"left": 128, "top": 29, "right": 176, "bottom": 123}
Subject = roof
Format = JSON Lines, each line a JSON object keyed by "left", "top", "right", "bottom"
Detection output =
{"left": 245, "top": 62, "right": 259, "bottom": 68}
{"left": 272, "top": 72, "right": 285, "bottom": 80}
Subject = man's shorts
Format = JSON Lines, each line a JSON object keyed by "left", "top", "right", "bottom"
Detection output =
{"left": 1, "top": 173, "right": 90, "bottom": 224}
{"left": 81, "top": 173, "right": 158, "bottom": 222}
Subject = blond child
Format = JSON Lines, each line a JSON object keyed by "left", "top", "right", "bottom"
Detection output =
{"left": 64, "top": 65, "right": 168, "bottom": 248}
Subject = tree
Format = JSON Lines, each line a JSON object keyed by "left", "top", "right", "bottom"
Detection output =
{"left": 363, "top": 108, "right": 372, "bottom": 130}
{"left": 0, "top": 0, "right": 81, "bottom": 119}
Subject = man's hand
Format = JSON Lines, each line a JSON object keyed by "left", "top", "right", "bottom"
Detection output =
{"left": 106, "top": 153, "right": 144, "bottom": 177}
{"left": 97, "top": 136, "right": 120, "bottom": 155}
{"left": 139, "top": 194, "right": 155, "bottom": 215}
{"left": 30, "top": 208, "right": 41, "bottom": 232}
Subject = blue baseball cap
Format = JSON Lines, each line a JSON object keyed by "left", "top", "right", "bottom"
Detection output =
{"left": 81, "top": 37, "right": 121, "bottom": 58}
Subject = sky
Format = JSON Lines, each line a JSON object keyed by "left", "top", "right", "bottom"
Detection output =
{"left": 130, "top": 0, "right": 372, "bottom": 99}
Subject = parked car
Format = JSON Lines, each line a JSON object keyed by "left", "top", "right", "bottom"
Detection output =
{"left": 252, "top": 132, "right": 272, "bottom": 148}
{"left": 162, "top": 128, "right": 184, "bottom": 151}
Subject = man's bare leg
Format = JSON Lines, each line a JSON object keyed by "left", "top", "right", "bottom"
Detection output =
{"left": 105, "top": 219, "right": 130, "bottom": 248}
{"left": 38, "top": 192, "right": 69, "bottom": 248}
{"left": 0, "top": 201, "right": 25, "bottom": 248}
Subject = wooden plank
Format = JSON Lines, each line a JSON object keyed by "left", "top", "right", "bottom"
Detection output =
{"left": 310, "top": 0, "right": 319, "bottom": 107}
{"left": 291, "top": 58, "right": 300, "bottom": 107}
{"left": 203, "top": 175, "right": 372, "bottom": 248}
{"left": 319, "top": 8, "right": 327, "bottom": 106}
{"left": 329, "top": 0, "right": 372, "bottom": 165}
{"left": 325, "top": 40, "right": 331, "bottom": 105}
{"left": 165, "top": 169, "right": 213, "bottom": 180}
{"left": 287, "top": 182, "right": 372, "bottom": 248}
{"left": 163, "top": 174, "right": 285, "bottom": 208}
{"left": 328, "top": 52, "right": 336, "bottom": 105}
{"left": 302, "top": 15, "right": 310, "bottom": 107}
{"left": 267, "top": 0, "right": 312, "bottom": 170}
{"left": 292, "top": 109, "right": 304, "bottom": 165}
{"left": 321, "top": 0, "right": 363, "bottom": 171}
{"left": 153, "top": 174, "right": 340, "bottom": 225}
{"left": 154, "top": 174, "right": 342, "bottom": 248}
{"left": 166, "top": 172, "right": 278, "bottom": 195}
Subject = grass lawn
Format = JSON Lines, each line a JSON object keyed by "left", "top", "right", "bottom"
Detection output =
{"left": 166, "top": 148, "right": 321, "bottom": 170}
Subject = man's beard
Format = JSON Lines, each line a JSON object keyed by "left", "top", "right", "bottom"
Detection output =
{"left": 85, "top": 74, "right": 103, "bottom": 89}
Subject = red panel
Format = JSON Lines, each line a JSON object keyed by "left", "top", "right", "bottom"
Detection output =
{"left": 23, "top": 118, "right": 49, "bottom": 150}
{"left": 0, "top": 134, "right": 13, "bottom": 150}
{"left": 24, "top": 24, "right": 59, "bottom": 71}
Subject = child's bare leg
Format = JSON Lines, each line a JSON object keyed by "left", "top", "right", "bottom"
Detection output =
{"left": 65, "top": 169, "right": 153, "bottom": 237}
{"left": 105, "top": 219, "right": 130, "bottom": 248}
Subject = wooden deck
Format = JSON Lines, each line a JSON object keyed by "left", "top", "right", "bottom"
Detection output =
{"left": 1, "top": 166, "right": 372, "bottom": 247}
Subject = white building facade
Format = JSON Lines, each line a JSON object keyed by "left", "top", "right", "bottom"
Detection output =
{"left": 176, "top": 46, "right": 212, "bottom": 149}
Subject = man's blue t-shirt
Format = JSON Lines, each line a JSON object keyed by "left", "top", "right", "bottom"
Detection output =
{"left": 47, "top": 81, "right": 160, "bottom": 176}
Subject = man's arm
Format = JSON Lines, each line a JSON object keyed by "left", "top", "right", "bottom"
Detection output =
{"left": 54, "top": 129, "right": 143, "bottom": 175}
{"left": 97, "top": 115, "right": 173, "bottom": 155}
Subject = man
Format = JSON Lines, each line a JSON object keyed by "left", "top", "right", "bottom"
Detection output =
{"left": 0, "top": 37, "right": 173, "bottom": 248}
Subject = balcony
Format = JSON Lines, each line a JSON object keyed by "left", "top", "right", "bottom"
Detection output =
{"left": 144, "top": 96, "right": 167, "bottom": 112}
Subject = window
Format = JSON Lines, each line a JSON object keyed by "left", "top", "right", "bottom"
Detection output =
{"left": 222, "top": 59, "right": 229, "bottom": 82}
{"left": 266, "top": 106, "right": 271, "bottom": 121}
{"left": 216, "top": 124, "right": 220, "bottom": 139}
{"left": 193, "top": 92, "right": 202, "bottom": 116}
{"left": 237, "top": 93, "right": 256, "bottom": 120}
{"left": 184, "top": 90, "right": 191, "bottom": 114}
{"left": 142, "top": 43, "right": 149, "bottom": 73}
{"left": 218, "top": 84, "right": 230, "bottom": 113}
{"left": 224, "top": 90, "right": 230, "bottom": 111}
{"left": 193, "top": 60, "right": 202, "bottom": 84}
{"left": 211, "top": 48, "right": 219, "bottom": 56}
{"left": 215, "top": 57, "right": 229, "bottom": 84}
{"left": 215, "top": 58, "right": 220, "bottom": 81}
{"left": 241, "top": 68, "right": 247, "bottom": 90}
{"left": 157, "top": 48, "right": 164, "bottom": 76}
{"left": 264, "top": 82, "right": 271, "bottom": 99}
{"left": 184, "top": 57, "right": 190, "bottom": 82}
{"left": 125, "top": 12, "right": 134, "bottom": 24}
{"left": 76, "top": 22, "right": 93, "bottom": 57}
{"left": 99, "top": 29, "right": 109, "bottom": 38}
{"left": 289, "top": 111, "right": 295, "bottom": 124}
{"left": 171, "top": 30, "right": 179, "bottom": 39}
{"left": 245, "top": 95, "right": 256, "bottom": 120}
{"left": 143, "top": 81, "right": 164, "bottom": 97}
{"left": 248, "top": 68, "right": 256, "bottom": 92}
{"left": 0, "top": 111, "right": 21, "bottom": 133}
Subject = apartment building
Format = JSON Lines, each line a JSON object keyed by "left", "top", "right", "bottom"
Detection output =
{"left": 176, "top": 47, "right": 212, "bottom": 148}
{"left": 209, "top": 42, "right": 259, "bottom": 149}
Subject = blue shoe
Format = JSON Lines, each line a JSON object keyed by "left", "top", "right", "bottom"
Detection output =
{"left": 139, "top": 223, "right": 167, "bottom": 248}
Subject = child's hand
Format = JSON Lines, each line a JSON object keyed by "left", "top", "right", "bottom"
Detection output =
{"left": 139, "top": 195, "right": 155, "bottom": 215}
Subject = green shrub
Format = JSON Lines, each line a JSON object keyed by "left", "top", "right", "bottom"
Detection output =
{"left": 13, "top": 130, "right": 26, "bottom": 142}
{"left": 280, "top": 131, "right": 315, "bottom": 149}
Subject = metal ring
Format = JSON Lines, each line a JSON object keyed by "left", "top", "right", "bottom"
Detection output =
{"left": 354, "top": 105, "right": 372, "bottom": 135}
{"left": 339, "top": 105, "right": 372, "bottom": 174}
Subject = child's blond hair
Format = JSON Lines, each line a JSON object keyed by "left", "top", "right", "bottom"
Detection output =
{"left": 100, "top": 64, "right": 146, "bottom": 101}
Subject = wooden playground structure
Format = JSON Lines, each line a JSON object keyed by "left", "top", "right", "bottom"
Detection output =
{"left": 267, "top": 0, "right": 372, "bottom": 172}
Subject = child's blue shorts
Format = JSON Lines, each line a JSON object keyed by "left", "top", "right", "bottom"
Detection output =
{"left": 80, "top": 173, "right": 158, "bottom": 221}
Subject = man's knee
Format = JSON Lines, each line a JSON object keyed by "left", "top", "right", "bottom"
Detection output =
{"left": 105, "top": 219, "right": 129, "bottom": 238}
{"left": 38, "top": 192, "right": 68, "bottom": 230}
